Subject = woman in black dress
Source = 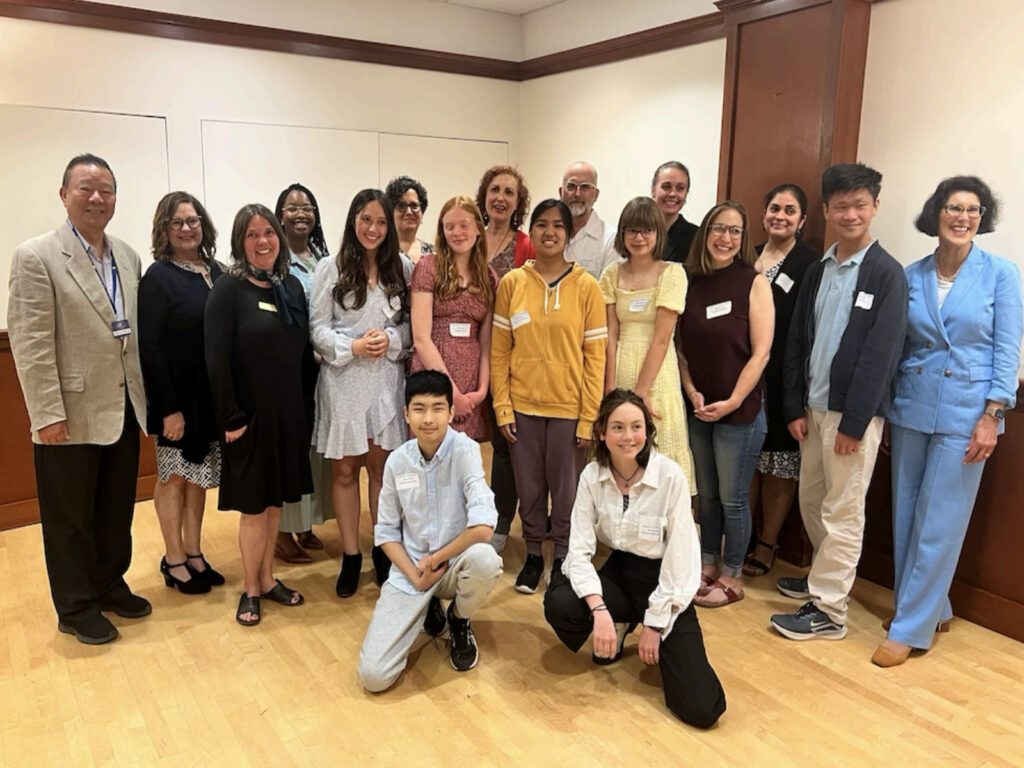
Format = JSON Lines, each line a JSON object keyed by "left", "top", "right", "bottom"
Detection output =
{"left": 745, "top": 184, "right": 820, "bottom": 577}
{"left": 139, "top": 191, "right": 225, "bottom": 594}
{"left": 205, "top": 204, "right": 316, "bottom": 625}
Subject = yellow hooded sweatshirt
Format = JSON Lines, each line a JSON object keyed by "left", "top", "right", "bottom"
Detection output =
{"left": 490, "top": 260, "right": 607, "bottom": 440}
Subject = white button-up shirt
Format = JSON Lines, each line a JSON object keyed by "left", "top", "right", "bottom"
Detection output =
{"left": 374, "top": 427, "right": 498, "bottom": 594}
{"left": 566, "top": 210, "right": 620, "bottom": 279}
{"left": 563, "top": 451, "right": 700, "bottom": 635}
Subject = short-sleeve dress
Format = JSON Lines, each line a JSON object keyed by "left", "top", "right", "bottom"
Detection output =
{"left": 599, "top": 261, "right": 694, "bottom": 490}
{"left": 310, "top": 256, "right": 414, "bottom": 458}
{"left": 409, "top": 252, "right": 498, "bottom": 440}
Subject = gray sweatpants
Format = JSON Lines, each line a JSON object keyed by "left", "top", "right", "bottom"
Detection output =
{"left": 358, "top": 543, "right": 503, "bottom": 692}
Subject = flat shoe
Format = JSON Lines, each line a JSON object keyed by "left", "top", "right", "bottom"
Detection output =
{"left": 696, "top": 572, "right": 717, "bottom": 597}
{"left": 871, "top": 641, "right": 911, "bottom": 667}
{"left": 694, "top": 581, "right": 744, "bottom": 608}
{"left": 236, "top": 593, "right": 261, "bottom": 626}
{"left": 296, "top": 530, "right": 324, "bottom": 550}
{"left": 261, "top": 578, "right": 304, "bottom": 606}
{"left": 274, "top": 539, "right": 313, "bottom": 565}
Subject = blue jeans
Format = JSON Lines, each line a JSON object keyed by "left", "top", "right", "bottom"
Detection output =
{"left": 688, "top": 406, "right": 766, "bottom": 577}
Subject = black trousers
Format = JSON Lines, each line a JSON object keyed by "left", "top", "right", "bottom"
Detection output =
{"left": 486, "top": 395, "right": 518, "bottom": 536}
{"left": 33, "top": 400, "right": 140, "bottom": 624}
{"left": 544, "top": 550, "right": 727, "bottom": 728}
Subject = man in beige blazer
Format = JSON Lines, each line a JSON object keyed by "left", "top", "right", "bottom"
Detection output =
{"left": 8, "top": 154, "right": 150, "bottom": 645}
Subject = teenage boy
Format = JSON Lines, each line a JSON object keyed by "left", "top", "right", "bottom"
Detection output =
{"left": 771, "top": 163, "right": 908, "bottom": 641}
{"left": 358, "top": 370, "right": 503, "bottom": 691}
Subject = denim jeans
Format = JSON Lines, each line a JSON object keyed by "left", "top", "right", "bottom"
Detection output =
{"left": 688, "top": 406, "right": 766, "bottom": 577}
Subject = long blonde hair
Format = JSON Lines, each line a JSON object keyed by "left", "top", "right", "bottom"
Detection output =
{"left": 433, "top": 196, "right": 494, "bottom": 304}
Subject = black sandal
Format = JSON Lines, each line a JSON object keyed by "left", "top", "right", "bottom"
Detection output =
{"left": 261, "top": 578, "right": 304, "bottom": 606}
{"left": 742, "top": 538, "right": 779, "bottom": 577}
{"left": 236, "top": 593, "right": 261, "bottom": 626}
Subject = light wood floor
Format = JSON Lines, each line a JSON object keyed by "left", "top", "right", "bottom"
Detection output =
{"left": 2, "top": 484, "right": 1023, "bottom": 767}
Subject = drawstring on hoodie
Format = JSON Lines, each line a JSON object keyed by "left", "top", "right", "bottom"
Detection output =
{"left": 542, "top": 281, "right": 563, "bottom": 314}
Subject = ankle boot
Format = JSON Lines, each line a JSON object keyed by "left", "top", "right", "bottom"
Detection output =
{"left": 336, "top": 552, "right": 363, "bottom": 598}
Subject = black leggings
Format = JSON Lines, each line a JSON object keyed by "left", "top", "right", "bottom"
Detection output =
{"left": 486, "top": 396, "right": 518, "bottom": 536}
{"left": 544, "top": 550, "right": 726, "bottom": 728}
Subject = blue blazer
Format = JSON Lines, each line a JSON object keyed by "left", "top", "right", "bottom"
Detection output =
{"left": 890, "top": 243, "right": 1023, "bottom": 437}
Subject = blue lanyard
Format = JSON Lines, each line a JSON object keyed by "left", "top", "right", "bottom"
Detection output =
{"left": 68, "top": 220, "right": 119, "bottom": 311}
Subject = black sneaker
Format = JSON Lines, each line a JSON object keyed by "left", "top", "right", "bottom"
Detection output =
{"left": 423, "top": 596, "right": 447, "bottom": 638}
{"left": 446, "top": 601, "right": 478, "bottom": 672}
{"left": 548, "top": 557, "right": 568, "bottom": 591}
{"left": 515, "top": 554, "right": 545, "bottom": 594}
{"left": 58, "top": 614, "right": 119, "bottom": 645}
{"left": 776, "top": 576, "right": 811, "bottom": 600}
{"left": 770, "top": 600, "right": 847, "bottom": 641}
{"left": 99, "top": 592, "right": 152, "bottom": 619}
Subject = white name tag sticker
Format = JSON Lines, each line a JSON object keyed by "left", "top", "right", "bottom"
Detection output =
{"left": 639, "top": 516, "right": 663, "bottom": 542}
{"left": 258, "top": 301, "right": 278, "bottom": 313}
{"left": 628, "top": 297, "right": 651, "bottom": 313}
{"left": 855, "top": 291, "right": 875, "bottom": 310}
{"left": 775, "top": 273, "right": 794, "bottom": 294}
{"left": 706, "top": 301, "right": 732, "bottom": 320}
{"left": 511, "top": 310, "right": 531, "bottom": 329}
{"left": 449, "top": 322, "right": 471, "bottom": 338}
{"left": 383, "top": 297, "right": 400, "bottom": 319}
{"left": 395, "top": 473, "right": 420, "bottom": 490}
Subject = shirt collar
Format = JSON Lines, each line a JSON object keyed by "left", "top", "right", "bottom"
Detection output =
{"left": 596, "top": 451, "right": 663, "bottom": 490}
{"left": 573, "top": 210, "right": 605, "bottom": 242}
{"left": 67, "top": 218, "right": 111, "bottom": 261}
{"left": 416, "top": 425, "right": 456, "bottom": 467}
{"left": 822, "top": 240, "right": 874, "bottom": 267}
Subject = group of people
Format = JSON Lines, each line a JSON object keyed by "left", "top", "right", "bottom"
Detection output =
{"left": 6, "top": 152, "right": 1021, "bottom": 730}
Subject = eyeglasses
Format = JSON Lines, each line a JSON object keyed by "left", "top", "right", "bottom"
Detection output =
{"left": 169, "top": 216, "right": 202, "bottom": 230}
{"left": 563, "top": 181, "right": 596, "bottom": 194}
{"left": 941, "top": 203, "right": 986, "bottom": 218}
{"left": 283, "top": 205, "right": 315, "bottom": 215}
{"left": 710, "top": 223, "right": 743, "bottom": 238}
{"left": 395, "top": 202, "right": 422, "bottom": 214}
{"left": 624, "top": 227, "right": 656, "bottom": 239}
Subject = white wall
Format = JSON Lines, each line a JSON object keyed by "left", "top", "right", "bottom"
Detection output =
{"left": 522, "top": 0, "right": 718, "bottom": 59}
{"left": 517, "top": 39, "right": 727, "bottom": 236}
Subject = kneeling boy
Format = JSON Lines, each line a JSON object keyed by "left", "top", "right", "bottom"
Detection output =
{"left": 359, "top": 370, "right": 503, "bottom": 692}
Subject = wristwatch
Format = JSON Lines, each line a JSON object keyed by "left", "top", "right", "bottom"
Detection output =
{"left": 984, "top": 404, "right": 1006, "bottom": 421}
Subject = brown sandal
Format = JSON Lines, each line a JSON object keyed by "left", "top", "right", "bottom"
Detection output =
{"left": 697, "top": 572, "right": 717, "bottom": 597}
{"left": 694, "top": 580, "right": 744, "bottom": 608}
{"left": 274, "top": 534, "right": 312, "bottom": 564}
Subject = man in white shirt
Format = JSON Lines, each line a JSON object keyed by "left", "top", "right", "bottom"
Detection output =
{"left": 560, "top": 161, "right": 619, "bottom": 278}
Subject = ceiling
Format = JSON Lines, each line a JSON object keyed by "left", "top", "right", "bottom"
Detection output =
{"left": 441, "top": 0, "right": 566, "bottom": 14}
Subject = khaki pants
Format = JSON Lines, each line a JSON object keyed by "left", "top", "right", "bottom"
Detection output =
{"left": 799, "top": 409, "right": 884, "bottom": 625}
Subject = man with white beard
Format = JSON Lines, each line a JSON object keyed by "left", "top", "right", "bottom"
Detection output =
{"left": 559, "top": 161, "right": 619, "bottom": 278}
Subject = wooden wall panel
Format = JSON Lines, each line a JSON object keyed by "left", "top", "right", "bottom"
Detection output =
{"left": 0, "top": 330, "right": 157, "bottom": 530}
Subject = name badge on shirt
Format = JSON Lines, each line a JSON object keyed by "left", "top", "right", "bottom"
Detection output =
{"left": 774, "top": 273, "right": 795, "bottom": 294}
{"left": 449, "top": 322, "right": 471, "bottom": 338}
{"left": 628, "top": 297, "right": 651, "bottom": 313}
{"left": 111, "top": 318, "right": 132, "bottom": 338}
{"left": 706, "top": 301, "right": 732, "bottom": 320}
{"left": 854, "top": 291, "right": 874, "bottom": 310}
{"left": 396, "top": 473, "right": 421, "bottom": 490}
{"left": 258, "top": 301, "right": 278, "bottom": 313}
{"left": 639, "top": 516, "right": 664, "bottom": 542}
{"left": 511, "top": 310, "right": 531, "bottom": 329}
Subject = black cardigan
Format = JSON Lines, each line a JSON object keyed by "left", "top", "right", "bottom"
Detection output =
{"left": 782, "top": 241, "right": 908, "bottom": 439}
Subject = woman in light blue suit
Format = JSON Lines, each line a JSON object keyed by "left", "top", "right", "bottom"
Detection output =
{"left": 873, "top": 176, "right": 1023, "bottom": 667}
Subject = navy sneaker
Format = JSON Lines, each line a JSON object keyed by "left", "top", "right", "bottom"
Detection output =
{"left": 770, "top": 601, "right": 847, "bottom": 641}
{"left": 776, "top": 576, "right": 811, "bottom": 600}
{"left": 447, "top": 601, "right": 479, "bottom": 672}
{"left": 423, "top": 596, "right": 446, "bottom": 638}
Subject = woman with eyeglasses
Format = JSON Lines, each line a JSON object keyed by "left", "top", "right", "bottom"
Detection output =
{"left": 138, "top": 191, "right": 225, "bottom": 595}
{"left": 873, "top": 177, "right": 1022, "bottom": 667}
{"left": 744, "top": 184, "right": 821, "bottom": 578}
{"left": 386, "top": 176, "right": 433, "bottom": 265}
{"left": 678, "top": 202, "right": 773, "bottom": 609}
{"left": 599, "top": 197, "right": 693, "bottom": 489}
{"left": 271, "top": 183, "right": 333, "bottom": 564}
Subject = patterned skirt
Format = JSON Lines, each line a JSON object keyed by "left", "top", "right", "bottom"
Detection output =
{"left": 156, "top": 441, "right": 221, "bottom": 488}
{"left": 756, "top": 449, "right": 800, "bottom": 481}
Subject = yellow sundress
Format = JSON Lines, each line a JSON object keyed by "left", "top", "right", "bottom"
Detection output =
{"left": 599, "top": 261, "right": 695, "bottom": 492}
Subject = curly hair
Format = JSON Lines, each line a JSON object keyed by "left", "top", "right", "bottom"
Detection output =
{"left": 590, "top": 389, "right": 658, "bottom": 468}
{"left": 432, "top": 196, "right": 494, "bottom": 304}
{"left": 385, "top": 175, "right": 429, "bottom": 215}
{"left": 332, "top": 189, "right": 407, "bottom": 313}
{"left": 274, "top": 182, "right": 330, "bottom": 259}
{"left": 227, "top": 204, "right": 289, "bottom": 280}
{"left": 685, "top": 201, "right": 757, "bottom": 278}
{"left": 475, "top": 165, "right": 530, "bottom": 230}
{"left": 151, "top": 191, "right": 217, "bottom": 264}
{"left": 914, "top": 175, "right": 999, "bottom": 237}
